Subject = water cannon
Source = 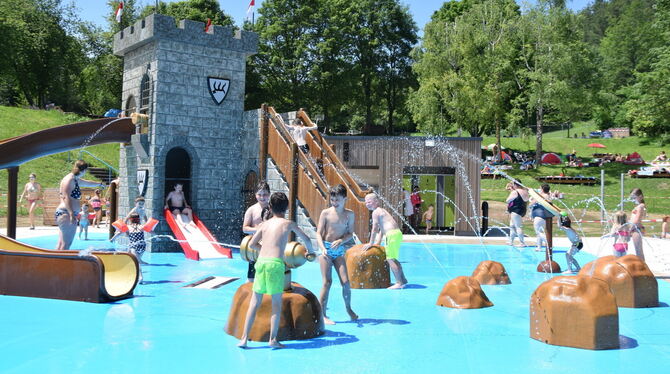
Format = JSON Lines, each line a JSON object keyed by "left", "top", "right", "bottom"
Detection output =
{"left": 239, "top": 235, "right": 316, "bottom": 269}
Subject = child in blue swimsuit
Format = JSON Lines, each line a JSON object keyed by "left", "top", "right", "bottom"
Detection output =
{"left": 316, "top": 184, "right": 358, "bottom": 325}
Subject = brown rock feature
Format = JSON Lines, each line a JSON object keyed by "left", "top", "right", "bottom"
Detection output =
{"left": 436, "top": 276, "right": 493, "bottom": 309}
{"left": 472, "top": 260, "right": 511, "bottom": 285}
{"left": 579, "top": 255, "right": 658, "bottom": 308}
{"left": 537, "top": 260, "right": 561, "bottom": 273}
{"left": 225, "top": 282, "right": 324, "bottom": 342}
{"left": 530, "top": 275, "right": 619, "bottom": 350}
{"left": 345, "top": 244, "right": 391, "bottom": 289}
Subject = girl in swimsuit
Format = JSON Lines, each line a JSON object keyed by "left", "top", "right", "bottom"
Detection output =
{"left": 505, "top": 180, "right": 529, "bottom": 247}
{"left": 19, "top": 173, "right": 42, "bottom": 230}
{"left": 111, "top": 213, "right": 149, "bottom": 282}
{"left": 89, "top": 189, "right": 104, "bottom": 228}
{"left": 629, "top": 188, "right": 646, "bottom": 261}
{"left": 608, "top": 211, "right": 631, "bottom": 258}
{"left": 55, "top": 160, "right": 105, "bottom": 250}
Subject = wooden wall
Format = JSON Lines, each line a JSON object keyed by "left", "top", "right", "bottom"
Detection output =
{"left": 324, "top": 136, "right": 482, "bottom": 234}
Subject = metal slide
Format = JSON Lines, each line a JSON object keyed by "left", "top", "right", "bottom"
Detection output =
{"left": 163, "top": 209, "right": 232, "bottom": 260}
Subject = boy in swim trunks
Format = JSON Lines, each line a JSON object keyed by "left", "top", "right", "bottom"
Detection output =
{"left": 237, "top": 192, "right": 315, "bottom": 349}
{"left": 363, "top": 193, "right": 408, "bottom": 289}
{"left": 559, "top": 214, "right": 583, "bottom": 273}
{"left": 164, "top": 183, "right": 194, "bottom": 224}
{"left": 242, "top": 181, "right": 272, "bottom": 283}
{"left": 316, "top": 184, "right": 358, "bottom": 325}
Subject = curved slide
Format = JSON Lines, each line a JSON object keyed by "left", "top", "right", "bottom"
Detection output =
{"left": 0, "top": 235, "right": 139, "bottom": 302}
{"left": 0, "top": 117, "right": 135, "bottom": 169}
{"left": 0, "top": 117, "right": 138, "bottom": 302}
{"left": 164, "top": 209, "right": 232, "bottom": 260}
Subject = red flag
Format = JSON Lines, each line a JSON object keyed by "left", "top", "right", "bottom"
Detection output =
{"left": 115, "top": 1, "right": 124, "bottom": 23}
{"left": 205, "top": 18, "right": 213, "bottom": 33}
{"left": 246, "top": 0, "right": 255, "bottom": 21}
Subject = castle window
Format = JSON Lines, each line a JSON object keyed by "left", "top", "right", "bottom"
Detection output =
{"left": 125, "top": 95, "right": 136, "bottom": 116}
{"left": 140, "top": 74, "right": 150, "bottom": 115}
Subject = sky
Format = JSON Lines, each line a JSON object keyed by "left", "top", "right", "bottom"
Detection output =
{"left": 72, "top": 0, "right": 592, "bottom": 35}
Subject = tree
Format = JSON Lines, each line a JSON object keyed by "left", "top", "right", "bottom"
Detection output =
{"left": 139, "top": 0, "right": 234, "bottom": 27}
{"left": 409, "top": 0, "right": 519, "bottom": 138}
{"left": 515, "top": 1, "right": 595, "bottom": 162}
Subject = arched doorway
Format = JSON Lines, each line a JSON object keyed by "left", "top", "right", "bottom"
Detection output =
{"left": 242, "top": 170, "right": 258, "bottom": 211}
{"left": 164, "top": 147, "right": 192, "bottom": 205}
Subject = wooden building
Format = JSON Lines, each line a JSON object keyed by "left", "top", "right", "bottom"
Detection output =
{"left": 324, "top": 136, "right": 482, "bottom": 235}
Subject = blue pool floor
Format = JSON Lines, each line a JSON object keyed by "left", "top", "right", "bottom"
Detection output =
{"left": 2, "top": 233, "right": 670, "bottom": 373}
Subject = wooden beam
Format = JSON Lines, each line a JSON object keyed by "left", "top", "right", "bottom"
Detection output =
{"left": 259, "top": 104, "right": 269, "bottom": 181}
{"left": 108, "top": 180, "right": 118, "bottom": 239}
{"left": 7, "top": 166, "right": 18, "bottom": 238}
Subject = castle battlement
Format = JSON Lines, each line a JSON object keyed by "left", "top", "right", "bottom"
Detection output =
{"left": 113, "top": 13, "right": 257, "bottom": 56}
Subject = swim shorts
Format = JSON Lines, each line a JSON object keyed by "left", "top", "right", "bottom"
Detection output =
{"left": 324, "top": 239, "right": 355, "bottom": 260}
{"left": 253, "top": 257, "right": 285, "bottom": 295}
{"left": 384, "top": 229, "right": 403, "bottom": 260}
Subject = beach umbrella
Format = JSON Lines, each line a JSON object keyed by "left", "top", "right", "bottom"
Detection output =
{"left": 587, "top": 143, "right": 606, "bottom": 148}
{"left": 541, "top": 153, "right": 562, "bottom": 165}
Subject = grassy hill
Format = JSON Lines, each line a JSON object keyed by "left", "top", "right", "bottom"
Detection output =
{"left": 480, "top": 129, "right": 670, "bottom": 216}
{"left": 0, "top": 106, "right": 121, "bottom": 217}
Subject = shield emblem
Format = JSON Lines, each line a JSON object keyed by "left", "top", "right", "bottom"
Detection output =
{"left": 137, "top": 169, "right": 148, "bottom": 196}
{"left": 207, "top": 77, "right": 230, "bottom": 105}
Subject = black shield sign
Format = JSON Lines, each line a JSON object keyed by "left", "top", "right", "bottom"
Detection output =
{"left": 207, "top": 77, "right": 230, "bottom": 105}
{"left": 137, "top": 169, "right": 148, "bottom": 196}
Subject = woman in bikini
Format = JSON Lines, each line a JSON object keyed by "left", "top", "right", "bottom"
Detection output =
{"left": 55, "top": 160, "right": 106, "bottom": 250}
{"left": 629, "top": 188, "right": 647, "bottom": 261}
{"left": 19, "top": 173, "right": 42, "bottom": 230}
{"left": 89, "top": 189, "right": 104, "bottom": 228}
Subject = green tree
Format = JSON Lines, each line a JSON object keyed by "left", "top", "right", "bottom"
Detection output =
{"left": 622, "top": 0, "right": 670, "bottom": 139}
{"left": 409, "top": 0, "right": 519, "bottom": 138}
{"left": 515, "top": 1, "right": 595, "bottom": 162}
{"left": 139, "top": 0, "right": 234, "bottom": 27}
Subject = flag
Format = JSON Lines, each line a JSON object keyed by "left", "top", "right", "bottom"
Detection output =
{"left": 205, "top": 18, "right": 213, "bottom": 33}
{"left": 246, "top": 0, "right": 255, "bottom": 21}
{"left": 115, "top": 1, "right": 124, "bottom": 23}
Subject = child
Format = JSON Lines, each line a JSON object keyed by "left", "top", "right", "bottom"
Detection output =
{"left": 662, "top": 216, "right": 670, "bottom": 239}
{"left": 422, "top": 205, "right": 434, "bottom": 234}
{"left": 78, "top": 203, "right": 90, "bottom": 240}
{"left": 111, "top": 212, "right": 149, "bottom": 267}
{"left": 164, "top": 183, "right": 194, "bottom": 224}
{"left": 125, "top": 196, "right": 148, "bottom": 224}
{"left": 559, "top": 213, "right": 582, "bottom": 273}
{"left": 89, "top": 189, "right": 104, "bottom": 228}
{"left": 608, "top": 211, "right": 631, "bottom": 257}
{"left": 285, "top": 118, "right": 318, "bottom": 154}
{"left": 316, "top": 184, "right": 358, "bottom": 325}
{"left": 237, "top": 192, "right": 315, "bottom": 349}
{"left": 242, "top": 181, "right": 272, "bottom": 283}
{"left": 364, "top": 193, "right": 408, "bottom": 289}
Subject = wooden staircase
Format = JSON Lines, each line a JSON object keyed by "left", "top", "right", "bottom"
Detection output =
{"left": 88, "top": 167, "right": 117, "bottom": 184}
{"left": 260, "top": 105, "right": 371, "bottom": 240}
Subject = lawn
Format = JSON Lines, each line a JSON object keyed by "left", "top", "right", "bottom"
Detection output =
{"left": 0, "top": 106, "right": 121, "bottom": 217}
{"left": 480, "top": 130, "right": 670, "bottom": 216}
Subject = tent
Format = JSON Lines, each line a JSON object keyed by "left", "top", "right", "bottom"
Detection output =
{"left": 541, "top": 153, "right": 562, "bottom": 165}
{"left": 500, "top": 151, "right": 512, "bottom": 162}
{"left": 624, "top": 152, "right": 645, "bottom": 165}
{"left": 103, "top": 109, "right": 122, "bottom": 117}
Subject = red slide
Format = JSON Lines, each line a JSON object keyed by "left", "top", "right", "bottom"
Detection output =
{"left": 163, "top": 209, "right": 232, "bottom": 260}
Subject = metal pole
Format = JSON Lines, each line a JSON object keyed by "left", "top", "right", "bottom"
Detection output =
{"left": 600, "top": 169, "right": 605, "bottom": 222}
{"left": 620, "top": 173, "right": 625, "bottom": 209}
{"left": 7, "top": 167, "right": 19, "bottom": 239}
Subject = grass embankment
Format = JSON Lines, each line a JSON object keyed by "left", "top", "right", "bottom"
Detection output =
{"left": 0, "top": 106, "right": 121, "bottom": 217}
{"left": 479, "top": 125, "right": 670, "bottom": 236}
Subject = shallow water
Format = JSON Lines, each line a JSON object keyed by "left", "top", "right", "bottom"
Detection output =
{"left": 1, "top": 233, "right": 670, "bottom": 373}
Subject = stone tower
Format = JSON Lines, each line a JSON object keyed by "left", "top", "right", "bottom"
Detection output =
{"left": 113, "top": 14, "right": 258, "bottom": 251}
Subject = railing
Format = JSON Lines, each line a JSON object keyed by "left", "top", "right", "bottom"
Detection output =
{"left": 296, "top": 110, "right": 371, "bottom": 199}
{"left": 262, "top": 106, "right": 370, "bottom": 240}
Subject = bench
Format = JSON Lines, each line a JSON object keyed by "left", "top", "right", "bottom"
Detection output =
{"left": 536, "top": 176, "right": 598, "bottom": 186}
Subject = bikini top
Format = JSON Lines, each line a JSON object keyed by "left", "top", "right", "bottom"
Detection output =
{"left": 27, "top": 183, "right": 38, "bottom": 193}
{"left": 70, "top": 178, "right": 81, "bottom": 199}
